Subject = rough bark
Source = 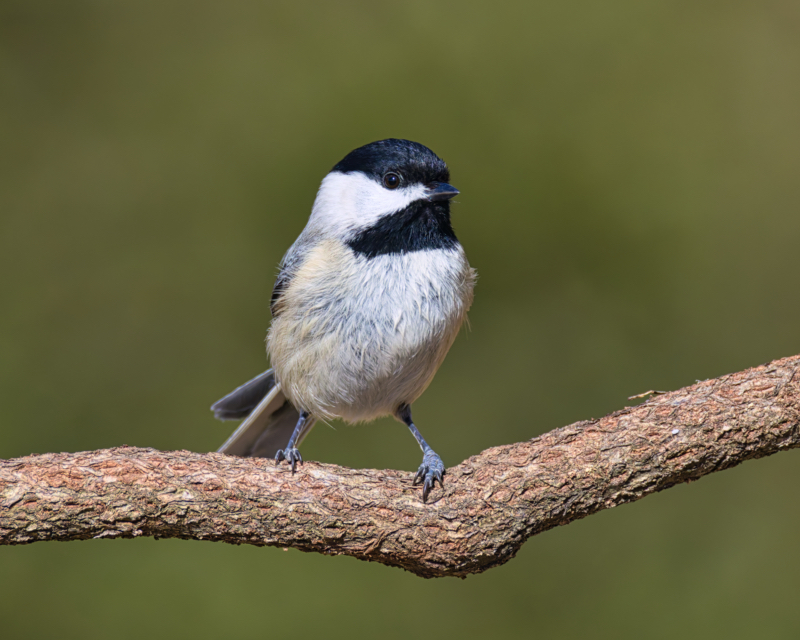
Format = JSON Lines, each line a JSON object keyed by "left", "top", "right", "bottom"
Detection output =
{"left": 2, "top": 355, "right": 800, "bottom": 578}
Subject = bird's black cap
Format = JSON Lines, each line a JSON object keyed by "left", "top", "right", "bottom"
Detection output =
{"left": 332, "top": 139, "right": 450, "bottom": 186}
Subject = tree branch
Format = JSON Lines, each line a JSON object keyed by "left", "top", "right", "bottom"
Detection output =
{"left": 2, "top": 355, "right": 800, "bottom": 578}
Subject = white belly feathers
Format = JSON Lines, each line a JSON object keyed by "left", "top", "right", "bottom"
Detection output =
{"left": 267, "top": 238, "right": 475, "bottom": 422}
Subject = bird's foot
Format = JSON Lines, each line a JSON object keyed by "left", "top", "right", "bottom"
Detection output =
{"left": 275, "top": 447, "right": 303, "bottom": 473}
{"left": 414, "top": 450, "right": 445, "bottom": 502}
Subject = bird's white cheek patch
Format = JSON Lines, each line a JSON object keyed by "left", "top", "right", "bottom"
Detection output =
{"left": 308, "top": 172, "right": 429, "bottom": 238}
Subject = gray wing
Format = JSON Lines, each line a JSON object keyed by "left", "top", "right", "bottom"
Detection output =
{"left": 213, "top": 372, "right": 316, "bottom": 458}
{"left": 270, "top": 270, "right": 291, "bottom": 317}
{"left": 269, "top": 230, "right": 317, "bottom": 317}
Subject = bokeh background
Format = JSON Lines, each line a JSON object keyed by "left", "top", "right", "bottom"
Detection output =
{"left": 2, "top": 1, "right": 800, "bottom": 638}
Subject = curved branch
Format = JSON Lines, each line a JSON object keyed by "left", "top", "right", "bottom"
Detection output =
{"left": 2, "top": 355, "right": 800, "bottom": 578}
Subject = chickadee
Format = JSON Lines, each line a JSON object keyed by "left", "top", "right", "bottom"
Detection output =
{"left": 211, "top": 139, "right": 476, "bottom": 501}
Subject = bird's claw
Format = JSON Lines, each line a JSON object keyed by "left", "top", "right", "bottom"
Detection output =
{"left": 275, "top": 447, "right": 303, "bottom": 473}
{"left": 413, "top": 450, "right": 445, "bottom": 502}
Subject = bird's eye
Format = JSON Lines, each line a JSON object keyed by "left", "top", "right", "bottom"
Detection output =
{"left": 383, "top": 173, "right": 400, "bottom": 189}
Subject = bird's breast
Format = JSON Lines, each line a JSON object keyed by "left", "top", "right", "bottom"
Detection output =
{"left": 267, "top": 238, "right": 475, "bottom": 421}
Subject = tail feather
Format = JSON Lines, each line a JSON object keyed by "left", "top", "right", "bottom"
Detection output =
{"left": 247, "top": 398, "right": 316, "bottom": 458}
{"left": 213, "top": 372, "right": 316, "bottom": 459}
{"left": 211, "top": 369, "right": 276, "bottom": 421}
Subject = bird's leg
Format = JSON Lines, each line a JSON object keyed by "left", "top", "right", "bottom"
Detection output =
{"left": 275, "top": 410, "right": 311, "bottom": 473}
{"left": 397, "top": 404, "right": 445, "bottom": 502}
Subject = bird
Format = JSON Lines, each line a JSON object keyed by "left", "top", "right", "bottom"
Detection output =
{"left": 211, "top": 139, "right": 476, "bottom": 501}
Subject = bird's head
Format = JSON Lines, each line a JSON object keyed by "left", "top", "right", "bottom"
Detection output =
{"left": 307, "top": 139, "right": 460, "bottom": 255}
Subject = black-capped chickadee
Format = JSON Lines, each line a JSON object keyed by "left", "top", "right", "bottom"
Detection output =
{"left": 211, "top": 139, "right": 476, "bottom": 501}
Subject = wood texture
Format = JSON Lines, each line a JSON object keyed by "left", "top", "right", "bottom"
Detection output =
{"left": 2, "top": 355, "right": 800, "bottom": 578}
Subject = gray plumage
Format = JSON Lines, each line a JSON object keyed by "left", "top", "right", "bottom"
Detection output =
{"left": 211, "top": 369, "right": 276, "bottom": 421}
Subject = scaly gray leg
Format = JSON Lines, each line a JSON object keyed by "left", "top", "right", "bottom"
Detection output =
{"left": 275, "top": 410, "right": 311, "bottom": 473}
{"left": 397, "top": 404, "right": 445, "bottom": 502}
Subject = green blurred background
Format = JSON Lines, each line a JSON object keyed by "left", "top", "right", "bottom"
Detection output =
{"left": 2, "top": 1, "right": 800, "bottom": 638}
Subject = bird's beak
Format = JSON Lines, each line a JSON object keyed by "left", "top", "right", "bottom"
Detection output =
{"left": 426, "top": 182, "right": 460, "bottom": 202}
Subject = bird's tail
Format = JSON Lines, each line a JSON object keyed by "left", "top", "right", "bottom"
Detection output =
{"left": 211, "top": 369, "right": 316, "bottom": 458}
